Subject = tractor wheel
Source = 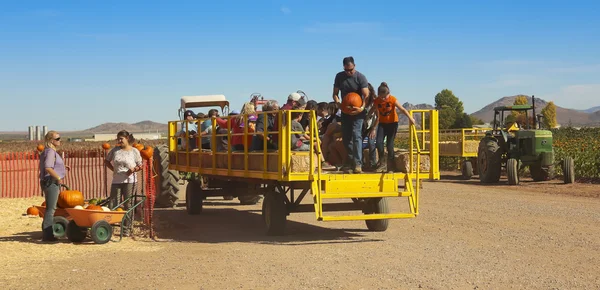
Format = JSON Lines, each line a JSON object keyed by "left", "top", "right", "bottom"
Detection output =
{"left": 507, "top": 158, "right": 519, "bottom": 185}
{"left": 154, "top": 145, "right": 181, "bottom": 208}
{"left": 478, "top": 138, "right": 501, "bottom": 183}
{"left": 239, "top": 195, "right": 262, "bottom": 205}
{"left": 186, "top": 180, "right": 203, "bottom": 215}
{"left": 364, "top": 198, "right": 390, "bottom": 232}
{"left": 530, "top": 162, "right": 555, "bottom": 181}
{"left": 262, "top": 188, "right": 287, "bottom": 236}
{"left": 563, "top": 157, "right": 575, "bottom": 184}
{"left": 461, "top": 160, "right": 473, "bottom": 180}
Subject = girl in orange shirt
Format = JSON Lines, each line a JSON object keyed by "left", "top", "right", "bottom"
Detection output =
{"left": 369, "top": 82, "right": 416, "bottom": 172}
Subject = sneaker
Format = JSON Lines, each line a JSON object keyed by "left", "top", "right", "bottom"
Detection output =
{"left": 321, "top": 161, "right": 336, "bottom": 171}
{"left": 353, "top": 166, "right": 362, "bottom": 174}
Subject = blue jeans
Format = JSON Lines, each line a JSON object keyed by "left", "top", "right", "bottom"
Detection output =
{"left": 41, "top": 181, "right": 60, "bottom": 239}
{"left": 377, "top": 122, "right": 398, "bottom": 161}
{"left": 363, "top": 137, "right": 377, "bottom": 167}
{"left": 341, "top": 112, "right": 365, "bottom": 168}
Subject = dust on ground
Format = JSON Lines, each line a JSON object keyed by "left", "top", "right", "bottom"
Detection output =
{"left": 1, "top": 177, "right": 600, "bottom": 289}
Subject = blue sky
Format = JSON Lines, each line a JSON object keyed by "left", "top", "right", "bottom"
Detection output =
{"left": 1, "top": 0, "right": 599, "bottom": 131}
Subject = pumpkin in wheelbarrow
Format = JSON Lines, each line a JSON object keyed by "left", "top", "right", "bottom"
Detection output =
{"left": 57, "top": 186, "right": 84, "bottom": 208}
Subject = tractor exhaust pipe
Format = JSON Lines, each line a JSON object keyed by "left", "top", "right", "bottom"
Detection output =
{"left": 531, "top": 95, "right": 536, "bottom": 129}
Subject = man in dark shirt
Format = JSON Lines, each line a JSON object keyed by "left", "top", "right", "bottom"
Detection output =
{"left": 332, "top": 56, "right": 370, "bottom": 173}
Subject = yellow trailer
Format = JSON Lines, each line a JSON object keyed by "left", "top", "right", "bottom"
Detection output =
{"left": 166, "top": 103, "right": 439, "bottom": 235}
{"left": 438, "top": 128, "right": 491, "bottom": 179}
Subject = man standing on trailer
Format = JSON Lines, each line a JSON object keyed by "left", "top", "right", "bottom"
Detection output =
{"left": 332, "top": 56, "right": 370, "bottom": 173}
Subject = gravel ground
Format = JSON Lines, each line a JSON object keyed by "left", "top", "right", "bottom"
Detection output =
{"left": 1, "top": 175, "right": 600, "bottom": 289}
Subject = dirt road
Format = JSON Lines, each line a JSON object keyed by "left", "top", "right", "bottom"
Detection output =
{"left": 1, "top": 176, "right": 599, "bottom": 289}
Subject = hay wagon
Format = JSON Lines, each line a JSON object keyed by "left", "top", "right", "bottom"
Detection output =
{"left": 162, "top": 95, "right": 439, "bottom": 235}
{"left": 438, "top": 128, "right": 491, "bottom": 179}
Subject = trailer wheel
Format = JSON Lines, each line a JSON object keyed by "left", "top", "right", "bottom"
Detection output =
{"left": 66, "top": 220, "right": 87, "bottom": 243}
{"left": 461, "top": 160, "right": 473, "bottom": 180}
{"left": 53, "top": 216, "right": 69, "bottom": 238}
{"left": 186, "top": 181, "right": 203, "bottom": 215}
{"left": 364, "top": 198, "right": 390, "bottom": 232}
{"left": 262, "top": 188, "right": 287, "bottom": 236}
{"left": 563, "top": 157, "right": 575, "bottom": 184}
{"left": 507, "top": 158, "right": 519, "bottom": 185}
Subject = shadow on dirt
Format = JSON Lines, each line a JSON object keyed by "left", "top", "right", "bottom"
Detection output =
{"left": 152, "top": 201, "right": 382, "bottom": 246}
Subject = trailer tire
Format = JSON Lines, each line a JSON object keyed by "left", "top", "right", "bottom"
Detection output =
{"left": 262, "top": 189, "right": 287, "bottom": 236}
{"left": 461, "top": 160, "right": 473, "bottom": 180}
{"left": 186, "top": 181, "right": 203, "bottom": 215}
{"left": 365, "top": 197, "right": 390, "bottom": 232}
{"left": 154, "top": 145, "right": 181, "bottom": 208}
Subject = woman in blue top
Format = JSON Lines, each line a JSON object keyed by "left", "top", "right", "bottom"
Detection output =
{"left": 39, "top": 130, "right": 69, "bottom": 242}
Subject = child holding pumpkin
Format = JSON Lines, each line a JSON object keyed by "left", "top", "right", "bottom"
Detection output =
{"left": 104, "top": 130, "right": 143, "bottom": 236}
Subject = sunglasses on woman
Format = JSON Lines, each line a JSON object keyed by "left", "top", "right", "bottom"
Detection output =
{"left": 54, "top": 137, "right": 61, "bottom": 141}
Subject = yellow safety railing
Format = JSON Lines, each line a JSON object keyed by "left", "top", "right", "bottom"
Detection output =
{"left": 406, "top": 109, "right": 440, "bottom": 180}
{"left": 168, "top": 110, "right": 322, "bottom": 181}
{"left": 438, "top": 127, "right": 490, "bottom": 157}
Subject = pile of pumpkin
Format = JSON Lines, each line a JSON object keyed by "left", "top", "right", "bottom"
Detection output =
{"left": 102, "top": 142, "right": 154, "bottom": 160}
{"left": 26, "top": 188, "right": 123, "bottom": 216}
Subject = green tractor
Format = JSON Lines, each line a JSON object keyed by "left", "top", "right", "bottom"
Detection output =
{"left": 477, "top": 96, "right": 575, "bottom": 185}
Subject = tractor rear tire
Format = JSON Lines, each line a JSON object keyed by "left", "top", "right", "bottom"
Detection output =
{"left": 364, "top": 198, "right": 390, "bottom": 232}
{"left": 186, "top": 180, "right": 203, "bottom": 215}
{"left": 478, "top": 138, "right": 501, "bottom": 184}
{"left": 563, "top": 157, "right": 575, "bottom": 184}
{"left": 461, "top": 160, "right": 473, "bottom": 180}
{"left": 507, "top": 158, "right": 519, "bottom": 185}
{"left": 262, "top": 188, "right": 287, "bottom": 236}
{"left": 154, "top": 145, "right": 181, "bottom": 208}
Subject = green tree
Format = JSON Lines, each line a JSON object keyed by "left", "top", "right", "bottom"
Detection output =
{"left": 541, "top": 101, "right": 557, "bottom": 128}
{"left": 509, "top": 95, "right": 530, "bottom": 127}
{"left": 469, "top": 116, "right": 485, "bottom": 125}
{"left": 435, "top": 89, "right": 465, "bottom": 129}
{"left": 453, "top": 113, "right": 473, "bottom": 128}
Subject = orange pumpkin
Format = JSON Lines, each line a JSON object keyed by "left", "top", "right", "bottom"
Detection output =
{"left": 102, "top": 143, "right": 111, "bottom": 150}
{"left": 341, "top": 92, "right": 364, "bottom": 115}
{"left": 134, "top": 143, "right": 145, "bottom": 151}
{"left": 27, "top": 206, "right": 39, "bottom": 216}
{"left": 86, "top": 205, "right": 103, "bottom": 211}
{"left": 116, "top": 208, "right": 124, "bottom": 212}
{"left": 36, "top": 144, "right": 45, "bottom": 152}
{"left": 57, "top": 188, "right": 84, "bottom": 208}
{"left": 140, "top": 146, "right": 154, "bottom": 160}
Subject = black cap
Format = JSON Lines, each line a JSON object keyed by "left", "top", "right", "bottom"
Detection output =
{"left": 343, "top": 56, "right": 355, "bottom": 66}
{"left": 184, "top": 110, "right": 196, "bottom": 118}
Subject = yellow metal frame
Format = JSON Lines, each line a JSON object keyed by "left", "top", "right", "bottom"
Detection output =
{"left": 438, "top": 127, "right": 491, "bottom": 157}
{"left": 168, "top": 109, "right": 439, "bottom": 222}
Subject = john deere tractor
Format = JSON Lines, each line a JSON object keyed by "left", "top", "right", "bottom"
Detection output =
{"left": 477, "top": 96, "right": 575, "bottom": 185}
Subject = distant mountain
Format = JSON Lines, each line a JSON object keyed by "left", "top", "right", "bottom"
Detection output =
{"left": 83, "top": 120, "right": 166, "bottom": 133}
{"left": 470, "top": 95, "right": 592, "bottom": 126}
{"left": 581, "top": 106, "right": 600, "bottom": 114}
{"left": 399, "top": 102, "right": 435, "bottom": 125}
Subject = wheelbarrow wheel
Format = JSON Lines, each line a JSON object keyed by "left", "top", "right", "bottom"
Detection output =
{"left": 91, "top": 220, "right": 112, "bottom": 244}
{"left": 53, "top": 216, "right": 69, "bottom": 239}
{"left": 66, "top": 220, "right": 87, "bottom": 243}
